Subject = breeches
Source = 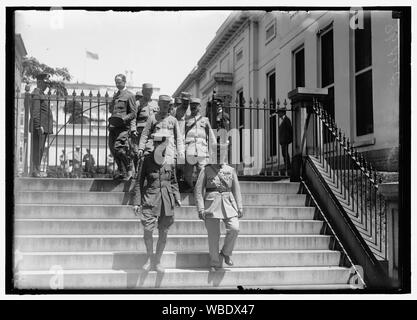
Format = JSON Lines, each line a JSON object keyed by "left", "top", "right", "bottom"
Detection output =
{"left": 140, "top": 203, "right": 175, "bottom": 233}
{"left": 204, "top": 216, "right": 239, "bottom": 267}
{"left": 109, "top": 128, "right": 130, "bottom": 170}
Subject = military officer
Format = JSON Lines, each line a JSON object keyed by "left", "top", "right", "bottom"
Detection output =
{"left": 29, "top": 73, "right": 53, "bottom": 177}
{"left": 131, "top": 83, "right": 159, "bottom": 173}
{"left": 108, "top": 73, "right": 137, "bottom": 180}
{"left": 176, "top": 91, "right": 191, "bottom": 136}
{"left": 137, "top": 95, "right": 184, "bottom": 165}
{"left": 183, "top": 98, "right": 217, "bottom": 191}
{"left": 194, "top": 143, "right": 243, "bottom": 271}
{"left": 169, "top": 97, "right": 180, "bottom": 117}
{"left": 132, "top": 94, "right": 183, "bottom": 273}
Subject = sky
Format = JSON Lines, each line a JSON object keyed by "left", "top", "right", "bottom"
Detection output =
{"left": 15, "top": 9, "right": 232, "bottom": 95}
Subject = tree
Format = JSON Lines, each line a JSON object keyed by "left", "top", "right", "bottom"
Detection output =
{"left": 64, "top": 100, "right": 90, "bottom": 124}
{"left": 22, "top": 56, "right": 72, "bottom": 96}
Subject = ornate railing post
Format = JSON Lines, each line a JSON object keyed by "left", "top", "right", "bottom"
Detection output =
{"left": 287, "top": 88, "right": 328, "bottom": 182}
{"left": 378, "top": 182, "right": 399, "bottom": 287}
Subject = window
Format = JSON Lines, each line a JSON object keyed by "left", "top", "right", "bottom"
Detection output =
{"left": 267, "top": 71, "right": 277, "bottom": 157}
{"left": 293, "top": 46, "right": 305, "bottom": 88}
{"left": 265, "top": 21, "right": 276, "bottom": 44}
{"left": 354, "top": 11, "right": 374, "bottom": 136}
{"left": 236, "top": 49, "right": 243, "bottom": 62}
{"left": 237, "top": 90, "right": 245, "bottom": 162}
{"left": 320, "top": 26, "right": 335, "bottom": 142}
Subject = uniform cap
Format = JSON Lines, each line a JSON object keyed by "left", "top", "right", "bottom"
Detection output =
{"left": 159, "top": 95, "right": 171, "bottom": 102}
{"left": 76, "top": 145, "right": 81, "bottom": 149}
{"left": 142, "top": 83, "right": 153, "bottom": 89}
{"left": 277, "top": 106, "right": 288, "bottom": 113}
{"left": 190, "top": 98, "right": 201, "bottom": 105}
{"left": 180, "top": 91, "right": 191, "bottom": 100}
{"left": 174, "top": 97, "right": 182, "bottom": 104}
{"left": 135, "top": 91, "right": 143, "bottom": 97}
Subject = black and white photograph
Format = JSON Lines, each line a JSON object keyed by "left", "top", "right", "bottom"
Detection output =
{"left": 5, "top": 4, "right": 411, "bottom": 297}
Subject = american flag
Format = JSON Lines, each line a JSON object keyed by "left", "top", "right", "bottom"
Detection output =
{"left": 86, "top": 51, "right": 99, "bottom": 60}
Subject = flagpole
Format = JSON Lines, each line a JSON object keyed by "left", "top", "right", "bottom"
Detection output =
{"left": 83, "top": 48, "right": 87, "bottom": 83}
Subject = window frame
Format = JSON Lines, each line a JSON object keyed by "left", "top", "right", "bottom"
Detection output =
{"left": 292, "top": 44, "right": 305, "bottom": 89}
{"left": 265, "top": 20, "right": 277, "bottom": 45}
{"left": 353, "top": 11, "right": 374, "bottom": 140}
{"left": 266, "top": 70, "right": 278, "bottom": 159}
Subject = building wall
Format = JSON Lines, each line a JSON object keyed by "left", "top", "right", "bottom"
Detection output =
{"left": 174, "top": 10, "right": 400, "bottom": 171}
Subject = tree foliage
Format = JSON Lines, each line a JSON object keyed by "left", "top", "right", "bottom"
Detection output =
{"left": 22, "top": 56, "right": 72, "bottom": 96}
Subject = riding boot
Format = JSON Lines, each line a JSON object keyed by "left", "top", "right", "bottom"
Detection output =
{"left": 154, "top": 229, "right": 168, "bottom": 272}
{"left": 142, "top": 230, "right": 153, "bottom": 272}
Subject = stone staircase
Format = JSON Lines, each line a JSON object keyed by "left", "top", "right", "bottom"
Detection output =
{"left": 13, "top": 178, "right": 361, "bottom": 290}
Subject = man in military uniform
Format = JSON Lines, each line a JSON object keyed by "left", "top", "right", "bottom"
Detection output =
{"left": 175, "top": 91, "right": 191, "bottom": 136}
{"left": 137, "top": 95, "right": 184, "bottom": 164}
{"left": 108, "top": 73, "right": 137, "bottom": 180}
{"left": 169, "top": 97, "right": 182, "bottom": 118}
{"left": 183, "top": 98, "right": 217, "bottom": 191}
{"left": 132, "top": 94, "right": 184, "bottom": 272}
{"left": 194, "top": 143, "right": 243, "bottom": 271}
{"left": 131, "top": 83, "right": 159, "bottom": 173}
{"left": 29, "top": 73, "right": 53, "bottom": 177}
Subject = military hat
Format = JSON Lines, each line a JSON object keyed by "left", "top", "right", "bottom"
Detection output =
{"left": 36, "top": 73, "right": 50, "bottom": 82}
{"left": 159, "top": 95, "right": 171, "bottom": 102}
{"left": 277, "top": 106, "right": 288, "bottom": 113}
{"left": 142, "top": 83, "right": 153, "bottom": 89}
{"left": 135, "top": 91, "right": 143, "bottom": 97}
{"left": 76, "top": 145, "right": 81, "bottom": 149}
{"left": 180, "top": 92, "right": 191, "bottom": 100}
{"left": 190, "top": 98, "right": 201, "bottom": 105}
{"left": 174, "top": 97, "right": 182, "bottom": 104}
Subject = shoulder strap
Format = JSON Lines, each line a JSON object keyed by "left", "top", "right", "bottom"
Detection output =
{"left": 185, "top": 115, "right": 203, "bottom": 137}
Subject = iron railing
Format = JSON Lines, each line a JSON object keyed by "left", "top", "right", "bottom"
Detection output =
{"left": 210, "top": 96, "right": 293, "bottom": 177}
{"left": 16, "top": 89, "right": 293, "bottom": 179}
{"left": 16, "top": 89, "right": 114, "bottom": 178}
{"left": 308, "top": 98, "right": 387, "bottom": 261}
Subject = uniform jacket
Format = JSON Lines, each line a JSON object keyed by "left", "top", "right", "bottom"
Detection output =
{"left": 136, "top": 99, "right": 159, "bottom": 128}
{"left": 194, "top": 164, "right": 243, "bottom": 219}
{"left": 109, "top": 88, "right": 137, "bottom": 131}
{"left": 279, "top": 115, "right": 293, "bottom": 145}
{"left": 132, "top": 155, "right": 180, "bottom": 216}
{"left": 29, "top": 88, "right": 54, "bottom": 133}
{"left": 138, "top": 113, "right": 184, "bottom": 162}
{"left": 184, "top": 115, "right": 217, "bottom": 158}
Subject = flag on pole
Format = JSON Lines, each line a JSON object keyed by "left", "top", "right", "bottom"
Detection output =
{"left": 86, "top": 50, "right": 99, "bottom": 60}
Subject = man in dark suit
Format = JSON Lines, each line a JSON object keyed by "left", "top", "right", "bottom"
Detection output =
{"left": 278, "top": 107, "right": 293, "bottom": 174}
{"left": 29, "top": 73, "right": 53, "bottom": 177}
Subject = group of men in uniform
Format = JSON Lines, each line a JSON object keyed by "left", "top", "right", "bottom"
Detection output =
{"left": 108, "top": 73, "right": 216, "bottom": 191}
{"left": 107, "top": 74, "right": 242, "bottom": 273}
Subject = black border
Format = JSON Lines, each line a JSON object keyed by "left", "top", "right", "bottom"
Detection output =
{"left": 5, "top": 6, "right": 412, "bottom": 296}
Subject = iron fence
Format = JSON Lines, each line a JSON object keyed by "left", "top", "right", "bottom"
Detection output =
{"left": 309, "top": 98, "right": 387, "bottom": 261}
{"left": 15, "top": 89, "right": 293, "bottom": 179}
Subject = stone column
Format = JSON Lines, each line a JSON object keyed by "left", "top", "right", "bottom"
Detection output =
{"left": 287, "top": 88, "right": 328, "bottom": 181}
{"left": 378, "top": 182, "right": 399, "bottom": 288}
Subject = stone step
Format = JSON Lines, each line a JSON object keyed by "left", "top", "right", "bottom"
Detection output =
{"left": 15, "top": 219, "right": 325, "bottom": 235}
{"left": 16, "top": 250, "right": 342, "bottom": 271}
{"left": 15, "top": 178, "right": 301, "bottom": 194}
{"left": 15, "top": 192, "right": 309, "bottom": 206}
{"left": 15, "top": 235, "right": 333, "bottom": 252}
{"left": 14, "top": 205, "right": 317, "bottom": 220}
{"left": 14, "top": 266, "right": 352, "bottom": 289}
